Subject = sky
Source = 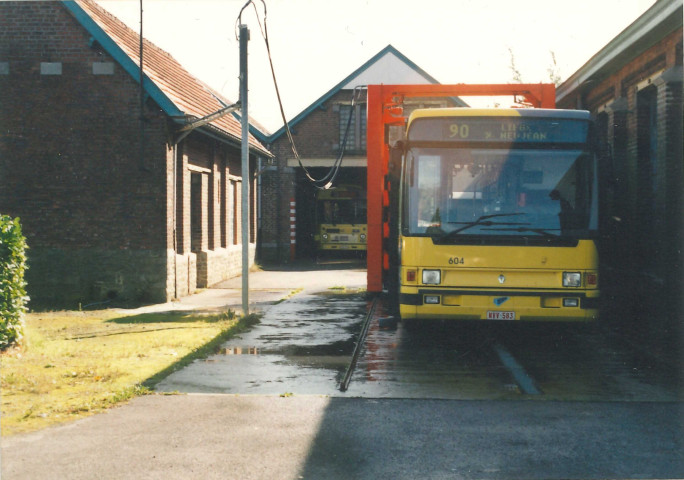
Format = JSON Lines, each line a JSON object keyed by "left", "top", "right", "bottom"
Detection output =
{"left": 98, "top": 0, "right": 657, "bottom": 132}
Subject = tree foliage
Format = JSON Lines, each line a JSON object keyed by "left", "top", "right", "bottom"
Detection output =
{"left": 507, "top": 48, "right": 563, "bottom": 86}
{"left": 547, "top": 51, "right": 562, "bottom": 87}
{"left": 1, "top": 215, "right": 29, "bottom": 349}
{"left": 508, "top": 47, "right": 524, "bottom": 83}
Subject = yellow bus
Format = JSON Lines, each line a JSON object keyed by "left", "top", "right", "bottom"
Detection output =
{"left": 315, "top": 184, "right": 367, "bottom": 252}
{"left": 393, "top": 108, "right": 599, "bottom": 322}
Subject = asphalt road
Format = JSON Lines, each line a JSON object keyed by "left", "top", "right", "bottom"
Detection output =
{"left": 2, "top": 395, "right": 682, "bottom": 479}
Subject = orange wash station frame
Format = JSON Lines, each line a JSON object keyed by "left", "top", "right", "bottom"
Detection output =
{"left": 365, "top": 83, "right": 556, "bottom": 293}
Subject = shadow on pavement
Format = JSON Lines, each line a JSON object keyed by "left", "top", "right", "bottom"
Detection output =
{"left": 259, "top": 257, "right": 366, "bottom": 272}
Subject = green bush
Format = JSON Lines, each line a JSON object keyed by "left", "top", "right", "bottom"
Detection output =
{"left": 0, "top": 215, "right": 29, "bottom": 349}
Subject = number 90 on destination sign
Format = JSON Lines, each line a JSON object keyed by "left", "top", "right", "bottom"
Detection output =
{"left": 449, "top": 124, "right": 470, "bottom": 139}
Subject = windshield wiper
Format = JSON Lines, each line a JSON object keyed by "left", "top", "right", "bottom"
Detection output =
{"left": 483, "top": 226, "right": 560, "bottom": 237}
{"left": 434, "top": 213, "right": 528, "bottom": 241}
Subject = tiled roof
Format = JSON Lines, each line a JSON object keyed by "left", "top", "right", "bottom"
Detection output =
{"left": 63, "top": 0, "right": 270, "bottom": 156}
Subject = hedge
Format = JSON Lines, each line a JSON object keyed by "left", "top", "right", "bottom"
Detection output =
{"left": 1, "top": 215, "right": 29, "bottom": 349}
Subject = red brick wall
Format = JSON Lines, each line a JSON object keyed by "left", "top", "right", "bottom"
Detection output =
{"left": 558, "top": 25, "right": 683, "bottom": 356}
{"left": 0, "top": 1, "right": 168, "bottom": 251}
{"left": 0, "top": 2, "right": 257, "bottom": 304}
{"left": 270, "top": 90, "right": 362, "bottom": 160}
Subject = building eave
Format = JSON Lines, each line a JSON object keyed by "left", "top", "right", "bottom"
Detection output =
{"left": 171, "top": 116, "right": 273, "bottom": 158}
{"left": 557, "top": 0, "right": 683, "bottom": 104}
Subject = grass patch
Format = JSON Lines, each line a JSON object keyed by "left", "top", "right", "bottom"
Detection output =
{"left": 249, "top": 261, "right": 263, "bottom": 272}
{"left": 321, "top": 287, "right": 368, "bottom": 296}
{"left": 1, "top": 309, "right": 259, "bottom": 436}
{"left": 273, "top": 288, "right": 303, "bottom": 305}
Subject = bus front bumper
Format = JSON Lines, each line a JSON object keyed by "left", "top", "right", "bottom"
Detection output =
{"left": 319, "top": 243, "right": 367, "bottom": 251}
{"left": 399, "top": 287, "right": 599, "bottom": 322}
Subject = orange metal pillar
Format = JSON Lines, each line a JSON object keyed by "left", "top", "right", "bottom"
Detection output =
{"left": 366, "top": 85, "right": 385, "bottom": 292}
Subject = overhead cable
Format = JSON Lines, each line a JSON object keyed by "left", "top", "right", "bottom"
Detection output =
{"left": 235, "top": 0, "right": 363, "bottom": 189}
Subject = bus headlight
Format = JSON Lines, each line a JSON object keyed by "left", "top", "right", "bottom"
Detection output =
{"left": 422, "top": 269, "right": 441, "bottom": 285}
{"left": 322, "top": 234, "right": 328, "bottom": 240}
{"left": 562, "top": 272, "right": 581, "bottom": 287}
{"left": 360, "top": 234, "right": 366, "bottom": 240}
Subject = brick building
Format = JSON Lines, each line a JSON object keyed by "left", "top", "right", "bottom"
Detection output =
{"left": 557, "top": 0, "right": 683, "bottom": 352}
{"left": 258, "top": 45, "right": 465, "bottom": 263}
{"left": 0, "top": 0, "right": 271, "bottom": 306}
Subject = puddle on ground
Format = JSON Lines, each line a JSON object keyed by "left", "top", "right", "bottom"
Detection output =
{"left": 155, "top": 291, "right": 368, "bottom": 395}
{"left": 219, "top": 346, "right": 259, "bottom": 355}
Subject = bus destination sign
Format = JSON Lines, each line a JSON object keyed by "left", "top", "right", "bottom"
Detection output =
{"left": 408, "top": 117, "right": 589, "bottom": 144}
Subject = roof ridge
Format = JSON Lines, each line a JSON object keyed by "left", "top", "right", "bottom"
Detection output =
{"left": 82, "top": 0, "right": 179, "bottom": 62}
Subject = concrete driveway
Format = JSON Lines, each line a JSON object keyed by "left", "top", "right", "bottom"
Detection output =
{"left": 119, "top": 261, "right": 367, "bottom": 315}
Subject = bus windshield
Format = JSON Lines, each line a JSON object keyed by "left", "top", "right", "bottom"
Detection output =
{"left": 317, "top": 198, "right": 366, "bottom": 225}
{"left": 403, "top": 147, "right": 598, "bottom": 242}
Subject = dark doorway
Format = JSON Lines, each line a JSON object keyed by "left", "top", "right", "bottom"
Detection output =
{"left": 294, "top": 167, "right": 367, "bottom": 260}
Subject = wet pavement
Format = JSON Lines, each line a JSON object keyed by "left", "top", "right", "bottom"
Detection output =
{"left": 156, "top": 291, "right": 369, "bottom": 395}
{"left": 157, "top": 275, "right": 682, "bottom": 402}
{"left": 350, "top": 314, "right": 682, "bottom": 401}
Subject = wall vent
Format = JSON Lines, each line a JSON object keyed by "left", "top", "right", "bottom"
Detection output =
{"left": 92, "top": 62, "right": 114, "bottom": 75}
{"left": 40, "top": 62, "right": 62, "bottom": 75}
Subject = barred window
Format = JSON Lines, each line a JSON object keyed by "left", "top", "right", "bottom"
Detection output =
{"left": 339, "top": 103, "right": 366, "bottom": 152}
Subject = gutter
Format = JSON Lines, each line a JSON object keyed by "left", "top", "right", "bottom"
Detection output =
{"left": 171, "top": 116, "right": 272, "bottom": 158}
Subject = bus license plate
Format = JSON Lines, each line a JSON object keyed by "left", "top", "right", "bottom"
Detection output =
{"left": 486, "top": 311, "right": 516, "bottom": 320}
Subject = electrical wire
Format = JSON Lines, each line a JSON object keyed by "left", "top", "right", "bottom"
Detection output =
{"left": 235, "top": 0, "right": 362, "bottom": 190}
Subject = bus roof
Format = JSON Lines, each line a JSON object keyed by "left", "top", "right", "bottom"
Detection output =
{"left": 407, "top": 108, "right": 591, "bottom": 128}
{"left": 317, "top": 184, "right": 365, "bottom": 200}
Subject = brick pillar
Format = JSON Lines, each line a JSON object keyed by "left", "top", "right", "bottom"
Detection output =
{"left": 177, "top": 150, "right": 191, "bottom": 254}
{"left": 210, "top": 156, "right": 221, "bottom": 250}
{"left": 221, "top": 157, "right": 228, "bottom": 248}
